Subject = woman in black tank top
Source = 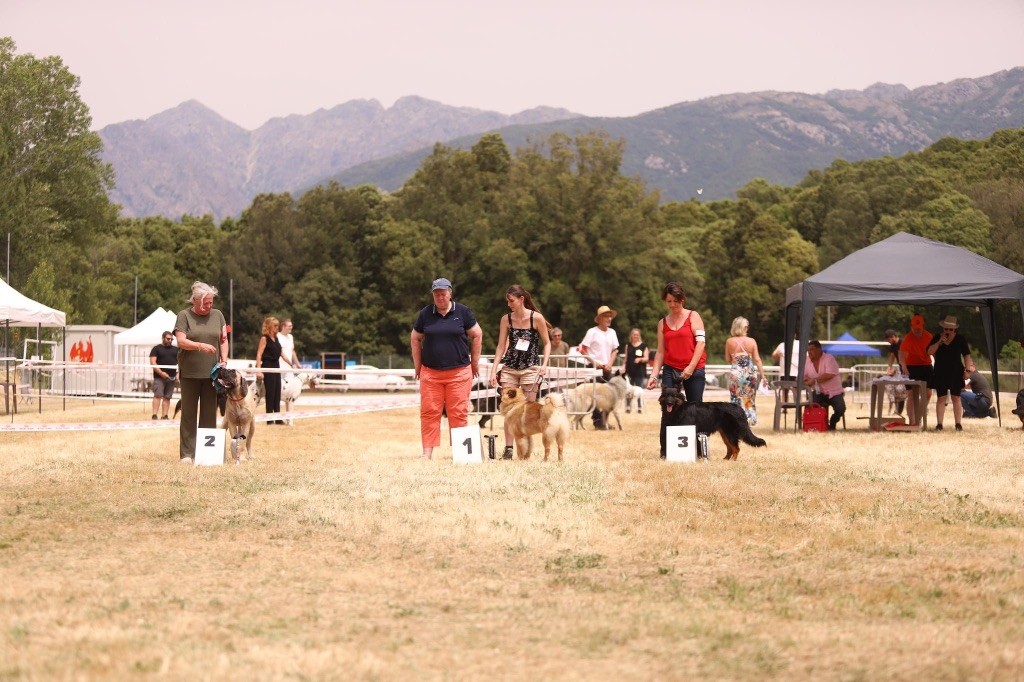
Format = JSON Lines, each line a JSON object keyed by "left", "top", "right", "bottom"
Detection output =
{"left": 489, "top": 284, "right": 553, "bottom": 458}
{"left": 256, "top": 316, "right": 283, "bottom": 423}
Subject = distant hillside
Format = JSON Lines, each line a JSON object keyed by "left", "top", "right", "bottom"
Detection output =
{"left": 326, "top": 68, "right": 1024, "bottom": 202}
{"left": 99, "top": 98, "right": 582, "bottom": 219}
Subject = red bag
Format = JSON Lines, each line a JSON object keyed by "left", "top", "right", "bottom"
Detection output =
{"left": 802, "top": 403, "right": 828, "bottom": 432}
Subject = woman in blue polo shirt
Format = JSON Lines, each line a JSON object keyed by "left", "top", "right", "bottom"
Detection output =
{"left": 410, "top": 278, "right": 483, "bottom": 459}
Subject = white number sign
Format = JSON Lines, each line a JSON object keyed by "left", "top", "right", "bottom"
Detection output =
{"left": 451, "top": 424, "right": 483, "bottom": 464}
{"left": 666, "top": 425, "right": 697, "bottom": 463}
{"left": 194, "top": 427, "right": 226, "bottom": 466}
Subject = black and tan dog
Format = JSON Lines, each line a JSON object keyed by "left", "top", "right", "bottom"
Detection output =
{"left": 659, "top": 386, "right": 766, "bottom": 460}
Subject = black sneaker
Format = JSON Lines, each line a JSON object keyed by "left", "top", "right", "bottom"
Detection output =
{"left": 502, "top": 446, "right": 514, "bottom": 460}
{"left": 151, "top": 414, "right": 158, "bottom": 420}
{"left": 935, "top": 424, "right": 943, "bottom": 431}
{"left": 161, "top": 415, "right": 169, "bottom": 420}
{"left": 955, "top": 423, "right": 963, "bottom": 431}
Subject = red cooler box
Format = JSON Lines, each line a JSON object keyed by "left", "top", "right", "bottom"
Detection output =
{"left": 802, "top": 403, "right": 828, "bottom": 432}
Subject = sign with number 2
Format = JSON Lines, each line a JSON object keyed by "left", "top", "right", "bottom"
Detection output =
{"left": 194, "top": 428, "right": 226, "bottom": 466}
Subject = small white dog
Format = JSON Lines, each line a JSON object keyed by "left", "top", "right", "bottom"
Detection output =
{"left": 255, "top": 372, "right": 318, "bottom": 425}
{"left": 624, "top": 376, "right": 645, "bottom": 414}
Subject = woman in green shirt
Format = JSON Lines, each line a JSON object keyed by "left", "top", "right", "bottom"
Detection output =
{"left": 174, "top": 281, "right": 229, "bottom": 463}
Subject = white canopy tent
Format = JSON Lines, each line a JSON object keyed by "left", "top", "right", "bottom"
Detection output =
{"left": 1, "top": 277, "right": 67, "bottom": 414}
{"left": 115, "top": 308, "right": 178, "bottom": 386}
{"left": 0, "top": 277, "right": 67, "bottom": 328}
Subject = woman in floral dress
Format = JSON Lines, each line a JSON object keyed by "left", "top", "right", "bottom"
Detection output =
{"left": 724, "top": 316, "right": 766, "bottom": 425}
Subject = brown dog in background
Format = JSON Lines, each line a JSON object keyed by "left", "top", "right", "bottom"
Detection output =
{"left": 498, "top": 387, "right": 570, "bottom": 461}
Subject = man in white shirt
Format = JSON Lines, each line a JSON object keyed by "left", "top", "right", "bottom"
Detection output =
{"left": 772, "top": 338, "right": 802, "bottom": 379}
{"left": 579, "top": 305, "right": 620, "bottom": 428}
{"left": 278, "top": 318, "right": 301, "bottom": 377}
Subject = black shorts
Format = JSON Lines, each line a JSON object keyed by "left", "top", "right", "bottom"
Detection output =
{"left": 907, "top": 365, "right": 933, "bottom": 383}
{"left": 932, "top": 371, "right": 964, "bottom": 397}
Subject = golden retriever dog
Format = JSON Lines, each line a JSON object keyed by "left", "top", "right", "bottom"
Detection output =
{"left": 498, "top": 387, "right": 570, "bottom": 461}
{"left": 217, "top": 367, "right": 257, "bottom": 463}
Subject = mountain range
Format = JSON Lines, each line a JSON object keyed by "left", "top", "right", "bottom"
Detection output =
{"left": 99, "top": 97, "right": 580, "bottom": 219}
{"left": 99, "top": 68, "right": 1024, "bottom": 219}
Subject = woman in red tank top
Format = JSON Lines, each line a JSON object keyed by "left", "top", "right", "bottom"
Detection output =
{"left": 647, "top": 282, "right": 707, "bottom": 458}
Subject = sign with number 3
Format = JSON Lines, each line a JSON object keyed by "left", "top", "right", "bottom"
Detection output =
{"left": 666, "top": 425, "right": 697, "bottom": 462}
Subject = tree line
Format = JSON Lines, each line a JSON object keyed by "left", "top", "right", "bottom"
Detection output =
{"left": 4, "top": 38, "right": 1023, "bottom": 363}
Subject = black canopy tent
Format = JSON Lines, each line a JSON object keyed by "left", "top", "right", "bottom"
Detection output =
{"left": 783, "top": 232, "right": 1024, "bottom": 428}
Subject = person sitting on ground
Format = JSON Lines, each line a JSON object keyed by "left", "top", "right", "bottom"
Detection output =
{"left": 803, "top": 339, "right": 846, "bottom": 431}
{"left": 961, "top": 369, "right": 994, "bottom": 418}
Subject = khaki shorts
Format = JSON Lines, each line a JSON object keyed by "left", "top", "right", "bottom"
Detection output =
{"left": 499, "top": 366, "right": 541, "bottom": 390}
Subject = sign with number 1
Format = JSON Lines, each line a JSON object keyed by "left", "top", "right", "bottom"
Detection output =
{"left": 194, "top": 428, "right": 226, "bottom": 466}
{"left": 450, "top": 424, "right": 482, "bottom": 464}
{"left": 666, "top": 425, "right": 697, "bottom": 462}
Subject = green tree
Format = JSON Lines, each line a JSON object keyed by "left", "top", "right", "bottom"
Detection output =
{"left": 0, "top": 38, "right": 115, "bottom": 301}
{"left": 873, "top": 192, "right": 993, "bottom": 254}
{"left": 500, "top": 131, "right": 664, "bottom": 343}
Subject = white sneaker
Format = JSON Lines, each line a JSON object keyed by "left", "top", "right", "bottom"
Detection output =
{"left": 180, "top": 457, "right": 193, "bottom": 465}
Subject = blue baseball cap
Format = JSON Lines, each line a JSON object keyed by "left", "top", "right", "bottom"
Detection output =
{"left": 431, "top": 277, "right": 452, "bottom": 291}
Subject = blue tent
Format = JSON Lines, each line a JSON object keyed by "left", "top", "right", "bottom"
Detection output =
{"left": 823, "top": 331, "right": 881, "bottom": 356}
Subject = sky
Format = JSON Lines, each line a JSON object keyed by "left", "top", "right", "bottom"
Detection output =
{"left": 5, "top": 0, "right": 1024, "bottom": 131}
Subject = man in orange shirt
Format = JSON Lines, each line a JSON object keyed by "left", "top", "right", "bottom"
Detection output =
{"left": 898, "top": 313, "right": 933, "bottom": 426}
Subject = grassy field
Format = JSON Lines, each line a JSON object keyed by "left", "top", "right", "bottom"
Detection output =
{"left": 1, "top": 393, "right": 1022, "bottom": 680}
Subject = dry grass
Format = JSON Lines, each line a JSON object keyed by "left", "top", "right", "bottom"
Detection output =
{"left": 1, "top": 393, "right": 1023, "bottom": 680}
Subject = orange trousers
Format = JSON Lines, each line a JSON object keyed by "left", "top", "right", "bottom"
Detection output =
{"left": 419, "top": 364, "right": 473, "bottom": 448}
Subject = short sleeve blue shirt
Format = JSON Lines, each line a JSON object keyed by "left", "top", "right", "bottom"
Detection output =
{"left": 413, "top": 302, "right": 478, "bottom": 370}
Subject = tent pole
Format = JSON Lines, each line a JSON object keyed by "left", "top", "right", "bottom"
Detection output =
{"left": 5, "top": 320, "right": 9, "bottom": 423}
{"left": 982, "top": 302, "right": 1000, "bottom": 427}
{"left": 36, "top": 323, "right": 41, "bottom": 414}
{"left": 62, "top": 326, "right": 67, "bottom": 412}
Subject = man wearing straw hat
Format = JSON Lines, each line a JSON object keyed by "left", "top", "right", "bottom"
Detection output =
{"left": 928, "top": 315, "right": 975, "bottom": 432}
{"left": 579, "top": 305, "right": 619, "bottom": 429}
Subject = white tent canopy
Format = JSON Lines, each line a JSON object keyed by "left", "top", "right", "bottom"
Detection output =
{"left": 0, "top": 277, "right": 67, "bottom": 327}
{"left": 114, "top": 308, "right": 178, "bottom": 349}
{"left": 114, "top": 307, "right": 178, "bottom": 387}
